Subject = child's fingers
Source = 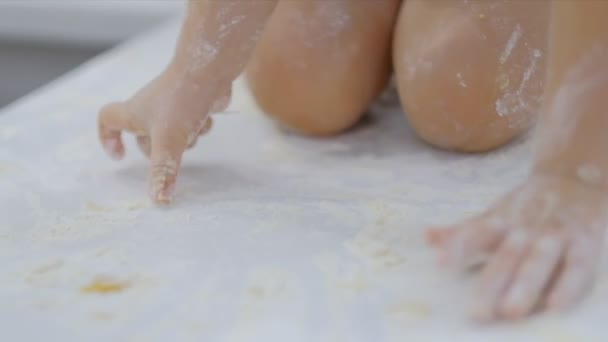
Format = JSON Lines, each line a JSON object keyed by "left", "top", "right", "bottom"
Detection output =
{"left": 99, "top": 101, "right": 145, "bottom": 160}
{"left": 425, "top": 226, "right": 455, "bottom": 247}
{"left": 98, "top": 102, "right": 131, "bottom": 160}
{"left": 498, "top": 234, "right": 564, "bottom": 319}
{"left": 439, "top": 219, "right": 507, "bottom": 270}
{"left": 472, "top": 229, "right": 530, "bottom": 321}
{"left": 148, "top": 128, "right": 187, "bottom": 205}
{"left": 548, "top": 235, "right": 600, "bottom": 310}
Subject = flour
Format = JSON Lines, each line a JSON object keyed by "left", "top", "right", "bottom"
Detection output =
{"left": 149, "top": 158, "right": 179, "bottom": 202}
{"left": 535, "top": 45, "right": 608, "bottom": 156}
{"left": 288, "top": 1, "right": 353, "bottom": 67}
{"left": 405, "top": 57, "right": 433, "bottom": 81}
{"left": 1, "top": 20, "right": 603, "bottom": 341}
{"left": 456, "top": 72, "right": 468, "bottom": 88}
{"left": 385, "top": 299, "right": 433, "bottom": 320}
{"left": 27, "top": 198, "right": 145, "bottom": 242}
{"left": 218, "top": 15, "right": 246, "bottom": 40}
{"left": 315, "top": 253, "right": 370, "bottom": 295}
{"left": 495, "top": 48, "right": 543, "bottom": 119}
{"left": 344, "top": 200, "right": 412, "bottom": 270}
{"left": 500, "top": 24, "right": 522, "bottom": 64}
{"left": 190, "top": 42, "right": 219, "bottom": 71}
{"left": 318, "top": 1, "right": 352, "bottom": 38}
{"left": 577, "top": 164, "right": 603, "bottom": 185}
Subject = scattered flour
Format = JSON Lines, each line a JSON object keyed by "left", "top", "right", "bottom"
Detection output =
{"left": 456, "top": 72, "right": 468, "bottom": 88}
{"left": 500, "top": 24, "right": 522, "bottom": 64}
{"left": 577, "top": 164, "right": 603, "bottom": 185}
{"left": 495, "top": 48, "right": 543, "bottom": 118}
{"left": 385, "top": 299, "right": 433, "bottom": 320}
{"left": 345, "top": 201, "right": 411, "bottom": 269}
{"left": 190, "top": 42, "right": 219, "bottom": 71}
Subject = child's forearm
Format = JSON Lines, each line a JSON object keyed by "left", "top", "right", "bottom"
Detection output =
{"left": 170, "top": 0, "right": 278, "bottom": 87}
{"left": 533, "top": 1, "right": 608, "bottom": 188}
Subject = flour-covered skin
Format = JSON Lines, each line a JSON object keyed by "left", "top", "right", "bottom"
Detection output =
{"left": 428, "top": 1, "right": 608, "bottom": 321}
{"left": 98, "top": 0, "right": 608, "bottom": 322}
{"left": 98, "top": 0, "right": 277, "bottom": 204}
{"left": 428, "top": 176, "right": 608, "bottom": 320}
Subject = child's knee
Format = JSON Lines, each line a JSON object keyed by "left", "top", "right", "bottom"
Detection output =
{"left": 245, "top": 0, "right": 398, "bottom": 136}
{"left": 246, "top": 67, "right": 369, "bottom": 136}
{"left": 393, "top": 1, "right": 548, "bottom": 152}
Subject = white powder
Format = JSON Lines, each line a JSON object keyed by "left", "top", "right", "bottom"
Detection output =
{"left": 406, "top": 57, "right": 433, "bottom": 81}
{"left": 535, "top": 47, "right": 608, "bottom": 156}
{"left": 149, "top": 158, "right": 179, "bottom": 201}
{"left": 318, "top": 2, "right": 351, "bottom": 38}
{"left": 577, "top": 164, "right": 602, "bottom": 185}
{"left": 500, "top": 24, "right": 522, "bottom": 64}
{"left": 456, "top": 72, "right": 468, "bottom": 88}
{"left": 190, "top": 42, "right": 219, "bottom": 71}
{"left": 291, "top": 2, "right": 352, "bottom": 49}
{"left": 495, "top": 49, "right": 542, "bottom": 118}
{"left": 218, "top": 15, "right": 246, "bottom": 41}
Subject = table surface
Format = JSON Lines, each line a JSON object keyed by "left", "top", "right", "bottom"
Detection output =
{"left": 0, "top": 22, "right": 606, "bottom": 342}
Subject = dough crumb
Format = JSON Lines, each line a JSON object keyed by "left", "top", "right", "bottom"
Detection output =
{"left": 386, "top": 299, "right": 432, "bottom": 320}
{"left": 82, "top": 277, "right": 130, "bottom": 294}
{"left": 85, "top": 202, "right": 109, "bottom": 212}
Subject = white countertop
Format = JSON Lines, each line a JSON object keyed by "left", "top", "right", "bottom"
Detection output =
{"left": 0, "top": 22, "right": 606, "bottom": 341}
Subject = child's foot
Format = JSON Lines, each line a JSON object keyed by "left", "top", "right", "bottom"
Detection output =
{"left": 98, "top": 66, "right": 231, "bottom": 205}
{"left": 427, "top": 173, "right": 608, "bottom": 321}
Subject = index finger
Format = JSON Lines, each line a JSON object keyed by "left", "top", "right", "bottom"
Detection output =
{"left": 148, "top": 126, "right": 188, "bottom": 205}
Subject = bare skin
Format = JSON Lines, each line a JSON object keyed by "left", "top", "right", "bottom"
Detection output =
{"left": 393, "top": 0, "right": 549, "bottom": 152}
{"left": 98, "top": 0, "right": 608, "bottom": 321}
{"left": 246, "top": 0, "right": 400, "bottom": 136}
{"left": 98, "top": 0, "right": 278, "bottom": 204}
{"left": 428, "top": 1, "right": 608, "bottom": 320}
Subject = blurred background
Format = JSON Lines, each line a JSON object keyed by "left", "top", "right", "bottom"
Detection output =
{"left": 0, "top": 1, "right": 184, "bottom": 108}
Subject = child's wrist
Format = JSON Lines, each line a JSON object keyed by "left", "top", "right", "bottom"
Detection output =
{"left": 164, "top": 62, "right": 230, "bottom": 104}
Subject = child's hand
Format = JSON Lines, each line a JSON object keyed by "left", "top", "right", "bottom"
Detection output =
{"left": 427, "top": 174, "right": 608, "bottom": 321}
{"left": 98, "top": 67, "right": 231, "bottom": 205}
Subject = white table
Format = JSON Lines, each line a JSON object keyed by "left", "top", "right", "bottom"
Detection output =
{"left": 0, "top": 22, "right": 606, "bottom": 342}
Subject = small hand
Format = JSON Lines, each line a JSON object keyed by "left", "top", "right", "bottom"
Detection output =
{"left": 427, "top": 174, "right": 608, "bottom": 321}
{"left": 98, "top": 68, "right": 231, "bottom": 204}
